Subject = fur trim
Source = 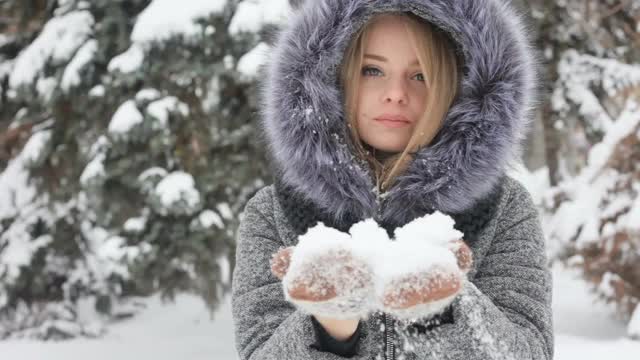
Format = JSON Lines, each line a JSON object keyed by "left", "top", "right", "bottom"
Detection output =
{"left": 261, "top": 0, "right": 541, "bottom": 225}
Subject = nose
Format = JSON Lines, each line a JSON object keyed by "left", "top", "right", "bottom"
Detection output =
{"left": 382, "top": 78, "right": 409, "bottom": 105}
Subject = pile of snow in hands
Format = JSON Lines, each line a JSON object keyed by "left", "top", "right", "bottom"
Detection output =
{"left": 283, "top": 211, "right": 465, "bottom": 320}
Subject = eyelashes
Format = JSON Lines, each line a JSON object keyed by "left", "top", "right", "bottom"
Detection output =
{"left": 362, "top": 66, "right": 383, "bottom": 77}
{"left": 361, "top": 65, "right": 425, "bottom": 82}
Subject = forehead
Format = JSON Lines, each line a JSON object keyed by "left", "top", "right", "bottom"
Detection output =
{"left": 362, "top": 15, "right": 419, "bottom": 61}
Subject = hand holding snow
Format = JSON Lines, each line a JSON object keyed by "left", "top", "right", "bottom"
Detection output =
{"left": 270, "top": 211, "right": 470, "bottom": 321}
{"left": 272, "top": 224, "right": 376, "bottom": 319}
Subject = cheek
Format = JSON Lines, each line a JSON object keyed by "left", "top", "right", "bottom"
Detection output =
{"left": 355, "top": 112, "right": 368, "bottom": 134}
{"left": 356, "top": 90, "right": 374, "bottom": 122}
{"left": 357, "top": 83, "right": 379, "bottom": 105}
{"left": 414, "top": 89, "right": 428, "bottom": 112}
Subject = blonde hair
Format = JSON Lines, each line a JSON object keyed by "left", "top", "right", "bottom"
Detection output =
{"left": 340, "top": 13, "right": 460, "bottom": 192}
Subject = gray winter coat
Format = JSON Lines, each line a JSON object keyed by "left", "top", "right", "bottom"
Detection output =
{"left": 232, "top": 0, "right": 553, "bottom": 359}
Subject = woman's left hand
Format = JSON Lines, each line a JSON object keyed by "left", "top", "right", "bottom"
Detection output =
{"left": 380, "top": 266, "right": 462, "bottom": 310}
{"left": 380, "top": 239, "right": 472, "bottom": 314}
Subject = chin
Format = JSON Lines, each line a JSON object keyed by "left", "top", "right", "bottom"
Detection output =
{"left": 367, "top": 140, "right": 407, "bottom": 153}
{"left": 362, "top": 133, "right": 411, "bottom": 154}
{"left": 359, "top": 131, "right": 410, "bottom": 154}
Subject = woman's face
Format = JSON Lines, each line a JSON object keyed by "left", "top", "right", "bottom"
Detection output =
{"left": 356, "top": 16, "right": 428, "bottom": 153}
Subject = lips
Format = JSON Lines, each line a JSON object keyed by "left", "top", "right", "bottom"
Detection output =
{"left": 374, "top": 114, "right": 411, "bottom": 128}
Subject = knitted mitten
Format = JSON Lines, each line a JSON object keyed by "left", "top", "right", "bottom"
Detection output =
{"left": 270, "top": 216, "right": 474, "bottom": 321}
{"left": 270, "top": 224, "right": 377, "bottom": 320}
{"left": 375, "top": 212, "right": 473, "bottom": 320}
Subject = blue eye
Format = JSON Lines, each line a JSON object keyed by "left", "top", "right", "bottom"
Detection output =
{"left": 362, "top": 66, "right": 382, "bottom": 77}
{"left": 413, "top": 73, "right": 425, "bottom": 82}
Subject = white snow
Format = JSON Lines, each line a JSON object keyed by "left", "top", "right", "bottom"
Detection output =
{"left": 562, "top": 51, "right": 640, "bottom": 98}
{"left": 507, "top": 161, "right": 549, "bottom": 206}
{"left": 198, "top": 210, "right": 224, "bottom": 229}
{"left": 201, "top": 76, "right": 221, "bottom": 112}
{"left": 135, "top": 88, "right": 162, "bottom": 102}
{"left": 216, "top": 203, "right": 233, "bottom": 220}
{"left": 138, "top": 167, "right": 168, "bottom": 182}
{"left": 217, "top": 255, "right": 231, "bottom": 285}
{"left": 108, "top": 0, "right": 229, "bottom": 75}
{"left": 80, "top": 154, "right": 106, "bottom": 187}
{"left": 0, "top": 294, "right": 237, "bottom": 360}
{"left": 123, "top": 217, "right": 147, "bottom": 233}
{"left": 54, "top": 0, "right": 88, "bottom": 15}
{"left": 629, "top": 305, "right": 640, "bottom": 340}
{"left": 153, "top": 171, "right": 202, "bottom": 215}
{"left": 223, "top": 55, "right": 234, "bottom": 70}
{"left": 0, "top": 234, "right": 53, "bottom": 281}
{"left": 80, "top": 224, "right": 128, "bottom": 280}
{"left": 96, "top": 235, "right": 129, "bottom": 263}
{"left": 61, "top": 39, "right": 98, "bottom": 92}
{"left": 146, "top": 96, "right": 189, "bottom": 129}
{"left": 108, "top": 100, "right": 144, "bottom": 134}
{"left": 88, "top": 135, "right": 110, "bottom": 159}
{"left": 583, "top": 101, "right": 639, "bottom": 181}
{"left": 546, "top": 100, "right": 639, "bottom": 248}
{"left": 108, "top": 44, "right": 145, "bottom": 74}
{"left": 21, "top": 129, "right": 53, "bottom": 167}
{"left": 392, "top": 211, "right": 462, "bottom": 245}
{"left": 556, "top": 51, "right": 640, "bottom": 136}
{"left": 237, "top": 42, "right": 270, "bottom": 81}
{"left": 553, "top": 264, "right": 640, "bottom": 358}
{"left": 0, "top": 133, "right": 41, "bottom": 233}
{"left": 131, "top": 0, "right": 228, "bottom": 44}
{"left": 0, "top": 34, "right": 10, "bottom": 48}
{"left": 9, "top": 11, "right": 94, "bottom": 89}
{"left": 88, "top": 85, "right": 105, "bottom": 97}
{"left": 549, "top": 169, "right": 617, "bottom": 246}
{"left": 228, "top": 0, "right": 291, "bottom": 35}
{"left": 0, "top": 141, "right": 57, "bottom": 280}
{"left": 284, "top": 213, "right": 462, "bottom": 320}
{"left": 36, "top": 77, "right": 57, "bottom": 102}
{"left": 627, "top": 194, "right": 640, "bottom": 231}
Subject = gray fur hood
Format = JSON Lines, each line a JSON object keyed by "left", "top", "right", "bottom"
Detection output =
{"left": 260, "top": 0, "right": 540, "bottom": 226}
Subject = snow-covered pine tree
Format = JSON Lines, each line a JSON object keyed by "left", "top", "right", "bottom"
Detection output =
{"left": 544, "top": 54, "right": 640, "bottom": 331}
{"left": 527, "top": 0, "right": 640, "bottom": 185}
{"left": 522, "top": 0, "right": 640, "bottom": 338}
{"left": 0, "top": 0, "right": 289, "bottom": 339}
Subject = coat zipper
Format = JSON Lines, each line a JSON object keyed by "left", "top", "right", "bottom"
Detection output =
{"left": 374, "top": 174, "right": 394, "bottom": 360}
{"left": 385, "top": 313, "right": 395, "bottom": 360}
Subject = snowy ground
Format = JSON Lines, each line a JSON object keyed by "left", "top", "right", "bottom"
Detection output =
{"left": 552, "top": 264, "right": 639, "bottom": 358}
{"left": 0, "top": 263, "right": 638, "bottom": 359}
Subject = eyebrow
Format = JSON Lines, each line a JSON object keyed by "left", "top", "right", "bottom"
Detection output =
{"left": 364, "top": 54, "right": 420, "bottom": 66}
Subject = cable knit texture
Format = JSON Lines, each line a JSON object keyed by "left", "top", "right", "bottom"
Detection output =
{"left": 232, "top": 0, "right": 553, "bottom": 358}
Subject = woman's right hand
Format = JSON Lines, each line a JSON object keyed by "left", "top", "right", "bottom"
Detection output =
{"left": 271, "top": 246, "right": 366, "bottom": 339}
{"left": 270, "top": 245, "right": 375, "bottom": 320}
{"left": 313, "top": 315, "right": 360, "bottom": 341}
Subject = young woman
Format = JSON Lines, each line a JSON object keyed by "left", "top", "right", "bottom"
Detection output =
{"left": 232, "top": 1, "right": 553, "bottom": 359}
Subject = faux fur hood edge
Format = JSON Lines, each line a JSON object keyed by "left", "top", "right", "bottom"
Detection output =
{"left": 260, "top": 0, "right": 541, "bottom": 226}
